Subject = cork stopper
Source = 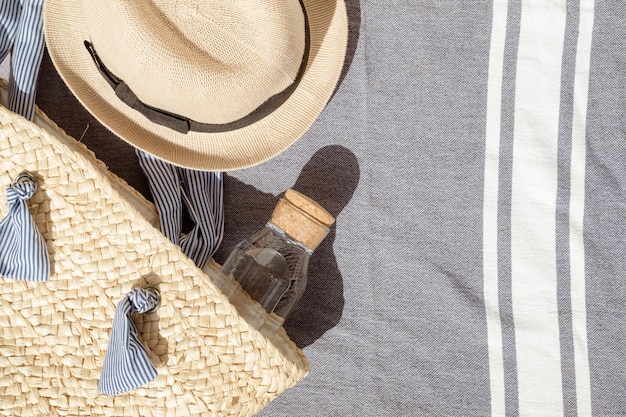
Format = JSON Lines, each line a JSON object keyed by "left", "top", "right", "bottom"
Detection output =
{"left": 269, "top": 189, "right": 335, "bottom": 250}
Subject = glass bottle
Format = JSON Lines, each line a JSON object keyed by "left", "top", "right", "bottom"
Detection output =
{"left": 214, "top": 189, "right": 334, "bottom": 332}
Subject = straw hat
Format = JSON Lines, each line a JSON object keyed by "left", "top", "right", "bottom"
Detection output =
{"left": 43, "top": 0, "right": 348, "bottom": 171}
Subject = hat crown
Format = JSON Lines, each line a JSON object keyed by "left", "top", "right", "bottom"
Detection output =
{"left": 83, "top": 0, "right": 306, "bottom": 124}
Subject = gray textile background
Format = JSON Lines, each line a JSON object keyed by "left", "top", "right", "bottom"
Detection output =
{"left": 3, "top": 0, "right": 625, "bottom": 415}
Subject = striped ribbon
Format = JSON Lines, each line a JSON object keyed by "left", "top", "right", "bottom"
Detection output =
{"left": 99, "top": 152, "right": 224, "bottom": 394}
{"left": 98, "top": 288, "right": 160, "bottom": 396}
{"left": 137, "top": 150, "right": 224, "bottom": 269}
{"left": 0, "top": 0, "right": 45, "bottom": 121}
{"left": 0, "top": 173, "right": 49, "bottom": 282}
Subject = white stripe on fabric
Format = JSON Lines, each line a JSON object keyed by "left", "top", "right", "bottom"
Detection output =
{"left": 137, "top": 150, "right": 224, "bottom": 269}
{"left": 569, "top": 1, "right": 594, "bottom": 414}
{"left": 511, "top": 0, "right": 566, "bottom": 415}
{"left": 1, "top": 0, "right": 45, "bottom": 121}
{"left": 0, "top": 174, "right": 50, "bottom": 282}
{"left": 99, "top": 288, "right": 159, "bottom": 395}
{"left": 482, "top": 0, "right": 508, "bottom": 415}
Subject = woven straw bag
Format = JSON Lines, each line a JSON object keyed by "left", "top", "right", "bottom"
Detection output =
{"left": 0, "top": 80, "right": 309, "bottom": 417}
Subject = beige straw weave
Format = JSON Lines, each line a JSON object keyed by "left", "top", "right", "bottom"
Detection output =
{"left": 0, "top": 80, "right": 309, "bottom": 417}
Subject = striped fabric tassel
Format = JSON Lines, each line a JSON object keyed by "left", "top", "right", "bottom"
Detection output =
{"left": 137, "top": 150, "right": 224, "bottom": 269}
{"left": 0, "top": 1, "right": 21, "bottom": 63}
{"left": 99, "top": 288, "right": 160, "bottom": 396}
{"left": 0, "top": 173, "right": 49, "bottom": 282}
{"left": 0, "top": 0, "right": 46, "bottom": 121}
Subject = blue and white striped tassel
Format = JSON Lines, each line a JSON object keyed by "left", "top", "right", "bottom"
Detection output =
{"left": 0, "top": 173, "right": 50, "bottom": 282}
{"left": 136, "top": 149, "right": 224, "bottom": 269}
{"left": 98, "top": 288, "right": 160, "bottom": 395}
{"left": 0, "top": 0, "right": 46, "bottom": 121}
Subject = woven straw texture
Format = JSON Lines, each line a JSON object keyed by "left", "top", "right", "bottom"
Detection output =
{"left": 0, "top": 90, "right": 308, "bottom": 416}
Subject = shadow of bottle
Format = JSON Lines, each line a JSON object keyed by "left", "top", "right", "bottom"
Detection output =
{"left": 213, "top": 145, "right": 360, "bottom": 348}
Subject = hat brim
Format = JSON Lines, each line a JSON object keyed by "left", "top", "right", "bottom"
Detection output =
{"left": 43, "top": 0, "right": 348, "bottom": 171}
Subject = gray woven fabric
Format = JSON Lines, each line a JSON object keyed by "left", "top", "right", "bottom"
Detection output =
{"left": 2, "top": 0, "right": 623, "bottom": 415}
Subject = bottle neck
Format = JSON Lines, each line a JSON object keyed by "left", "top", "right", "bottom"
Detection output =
{"left": 265, "top": 222, "right": 314, "bottom": 254}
